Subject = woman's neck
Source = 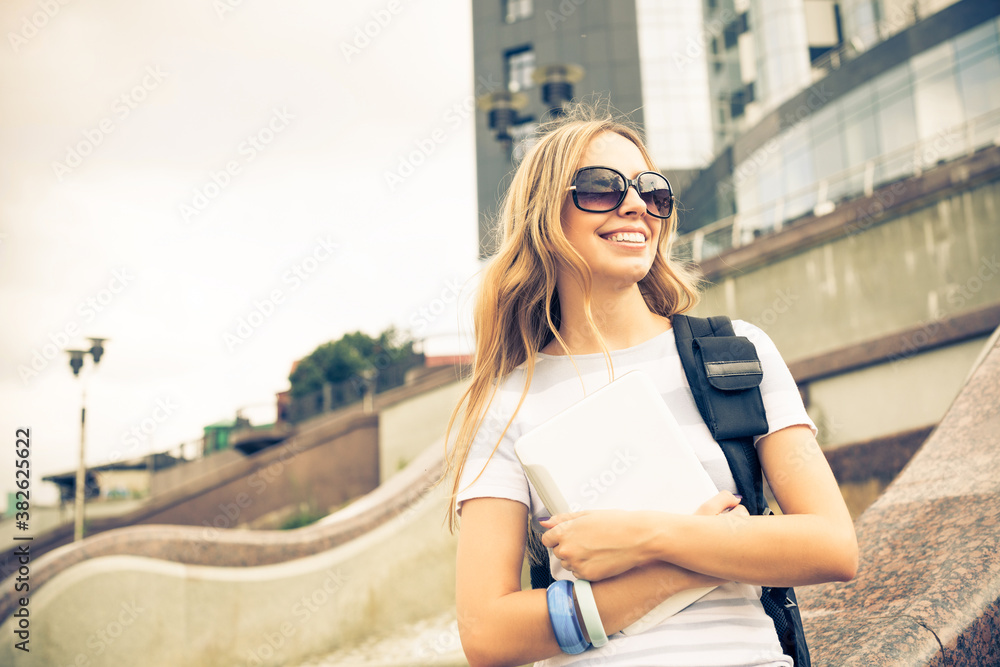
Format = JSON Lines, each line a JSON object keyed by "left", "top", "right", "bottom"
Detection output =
{"left": 543, "top": 281, "right": 672, "bottom": 355}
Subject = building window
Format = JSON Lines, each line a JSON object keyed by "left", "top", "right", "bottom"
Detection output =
{"left": 505, "top": 46, "right": 535, "bottom": 92}
{"left": 736, "top": 12, "right": 749, "bottom": 35}
{"left": 723, "top": 22, "right": 739, "bottom": 50}
{"left": 805, "top": 0, "right": 844, "bottom": 63}
{"left": 504, "top": 0, "right": 533, "bottom": 24}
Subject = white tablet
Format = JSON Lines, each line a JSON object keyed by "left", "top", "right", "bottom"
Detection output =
{"left": 514, "top": 370, "right": 719, "bottom": 635}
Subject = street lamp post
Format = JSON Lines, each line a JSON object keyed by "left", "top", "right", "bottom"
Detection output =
{"left": 66, "top": 337, "right": 106, "bottom": 542}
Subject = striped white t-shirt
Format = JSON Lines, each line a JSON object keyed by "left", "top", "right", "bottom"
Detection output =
{"left": 456, "top": 320, "right": 815, "bottom": 667}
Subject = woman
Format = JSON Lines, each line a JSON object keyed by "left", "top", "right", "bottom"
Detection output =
{"left": 445, "top": 105, "right": 857, "bottom": 667}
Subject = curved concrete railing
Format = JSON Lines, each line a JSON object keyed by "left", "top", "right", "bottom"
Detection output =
{"left": 798, "top": 328, "right": 1000, "bottom": 666}
{"left": 0, "top": 433, "right": 447, "bottom": 624}
{"left": 0, "top": 437, "right": 457, "bottom": 666}
{"left": 0, "top": 364, "right": 463, "bottom": 571}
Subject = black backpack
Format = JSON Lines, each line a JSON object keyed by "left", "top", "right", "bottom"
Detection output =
{"left": 528, "top": 314, "right": 810, "bottom": 666}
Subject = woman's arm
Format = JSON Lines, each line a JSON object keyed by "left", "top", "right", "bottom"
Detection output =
{"left": 541, "top": 425, "right": 858, "bottom": 588}
{"left": 457, "top": 496, "right": 726, "bottom": 667}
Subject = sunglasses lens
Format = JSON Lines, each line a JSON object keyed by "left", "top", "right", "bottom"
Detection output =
{"left": 638, "top": 173, "right": 673, "bottom": 218}
{"left": 574, "top": 168, "right": 625, "bottom": 212}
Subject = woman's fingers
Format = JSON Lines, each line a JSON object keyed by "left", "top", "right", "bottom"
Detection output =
{"left": 539, "top": 512, "right": 585, "bottom": 529}
{"left": 538, "top": 511, "right": 650, "bottom": 580}
{"left": 694, "top": 490, "right": 743, "bottom": 516}
{"left": 539, "top": 511, "right": 588, "bottom": 548}
{"left": 726, "top": 503, "right": 750, "bottom": 517}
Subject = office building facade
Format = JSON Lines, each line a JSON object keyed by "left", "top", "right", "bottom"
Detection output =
{"left": 472, "top": 0, "right": 999, "bottom": 258}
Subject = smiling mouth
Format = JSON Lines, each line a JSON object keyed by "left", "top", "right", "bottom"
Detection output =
{"left": 601, "top": 231, "right": 646, "bottom": 244}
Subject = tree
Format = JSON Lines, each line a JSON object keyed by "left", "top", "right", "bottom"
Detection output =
{"left": 288, "top": 327, "right": 418, "bottom": 399}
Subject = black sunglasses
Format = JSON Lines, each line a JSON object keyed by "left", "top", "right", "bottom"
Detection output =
{"left": 567, "top": 166, "right": 674, "bottom": 219}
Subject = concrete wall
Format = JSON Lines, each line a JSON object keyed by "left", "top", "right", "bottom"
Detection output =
{"left": 692, "top": 177, "right": 1000, "bottom": 447}
{"left": 378, "top": 379, "right": 469, "bottom": 482}
{"left": 150, "top": 449, "right": 243, "bottom": 497}
{"left": 694, "top": 179, "right": 1000, "bottom": 363}
{"left": 137, "top": 418, "right": 378, "bottom": 530}
{"left": 805, "top": 337, "right": 986, "bottom": 446}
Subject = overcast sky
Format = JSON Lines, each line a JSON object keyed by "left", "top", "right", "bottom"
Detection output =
{"left": 0, "top": 0, "right": 480, "bottom": 505}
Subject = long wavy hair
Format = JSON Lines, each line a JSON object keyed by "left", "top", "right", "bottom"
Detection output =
{"left": 444, "top": 103, "right": 701, "bottom": 532}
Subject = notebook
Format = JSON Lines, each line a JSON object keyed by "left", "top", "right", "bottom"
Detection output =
{"left": 513, "top": 370, "right": 719, "bottom": 636}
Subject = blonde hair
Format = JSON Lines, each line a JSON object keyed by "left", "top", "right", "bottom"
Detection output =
{"left": 444, "top": 103, "right": 700, "bottom": 531}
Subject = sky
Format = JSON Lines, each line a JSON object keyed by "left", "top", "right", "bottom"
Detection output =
{"left": 0, "top": 0, "right": 482, "bottom": 506}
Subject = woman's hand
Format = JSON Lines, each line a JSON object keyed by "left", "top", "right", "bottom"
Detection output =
{"left": 539, "top": 510, "right": 651, "bottom": 581}
{"left": 539, "top": 491, "right": 745, "bottom": 581}
{"left": 694, "top": 490, "right": 748, "bottom": 517}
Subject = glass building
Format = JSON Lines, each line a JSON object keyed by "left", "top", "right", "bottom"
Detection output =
{"left": 683, "top": 0, "right": 1000, "bottom": 260}
{"left": 471, "top": 0, "right": 1000, "bottom": 259}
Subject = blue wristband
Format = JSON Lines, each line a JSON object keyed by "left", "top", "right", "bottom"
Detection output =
{"left": 546, "top": 579, "right": 589, "bottom": 654}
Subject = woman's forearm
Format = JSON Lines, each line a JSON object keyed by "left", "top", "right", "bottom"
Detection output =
{"left": 591, "top": 561, "right": 724, "bottom": 632}
{"left": 645, "top": 511, "right": 857, "bottom": 587}
{"left": 462, "top": 563, "right": 721, "bottom": 667}
{"left": 648, "top": 429, "right": 859, "bottom": 587}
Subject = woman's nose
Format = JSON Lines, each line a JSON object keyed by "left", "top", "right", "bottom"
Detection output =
{"left": 618, "top": 184, "right": 647, "bottom": 216}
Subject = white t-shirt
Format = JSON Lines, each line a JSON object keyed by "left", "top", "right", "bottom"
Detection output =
{"left": 456, "top": 320, "right": 815, "bottom": 667}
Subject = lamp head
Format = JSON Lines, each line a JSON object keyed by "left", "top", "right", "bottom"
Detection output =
{"left": 476, "top": 91, "right": 529, "bottom": 145}
{"left": 532, "top": 64, "right": 585, "bottom": 112}
{"left": 87, "top": 338, "right": 107, "bottom": 364}
{"left": 67, "top": 349, "right": 86, "bottom": 377}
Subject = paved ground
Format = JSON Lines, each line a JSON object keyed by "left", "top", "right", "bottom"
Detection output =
{"left": 296, "top": 610, "right": 468, "bottom": 667}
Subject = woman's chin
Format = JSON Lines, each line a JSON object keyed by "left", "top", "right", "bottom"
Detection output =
{"left": 594, "top": 265, "right": 651, "bottom": 291}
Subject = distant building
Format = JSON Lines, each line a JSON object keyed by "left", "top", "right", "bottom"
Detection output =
{"left": 472, "top": 0, "right": 999, "bottom": 256}
{"left": 42, "top": 452, "right": 185, "bottom": 503}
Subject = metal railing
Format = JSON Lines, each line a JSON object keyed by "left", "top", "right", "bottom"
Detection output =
{"left": 675, "top": 109, "right": 1000, "bottom": 263}
{"left": 284, "top": 356, "right": 426, "bottom": 424}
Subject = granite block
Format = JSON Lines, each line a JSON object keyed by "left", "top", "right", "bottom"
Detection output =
{"left": 799, "top": 332, "right": 1000, "bottom": 666}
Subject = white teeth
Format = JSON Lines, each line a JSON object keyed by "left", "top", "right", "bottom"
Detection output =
{"left": 607, "top": 232, "right": 645, "bottom": 243}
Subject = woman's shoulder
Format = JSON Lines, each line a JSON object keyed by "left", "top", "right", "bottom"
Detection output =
{"left": 731, "top": 318, "right": 765, "bottom": 339}
{"left": 731, "top": 319, "right": 783, "bottom": 352}
{"left": 491, "top": 357, "right": 578, "bottom": 416}
{"left": 483, "top": 365, "right": 532, "bottom": 418}
{"left": 729, "top": 320, "right": 794, "bottom": 376}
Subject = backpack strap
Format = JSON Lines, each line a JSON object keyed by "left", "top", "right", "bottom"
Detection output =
{"left": 672, "top": 313, "right": 810, "bottom": 667}
{"left": 671, "top": 314, "right": 768, "bottom": 515}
